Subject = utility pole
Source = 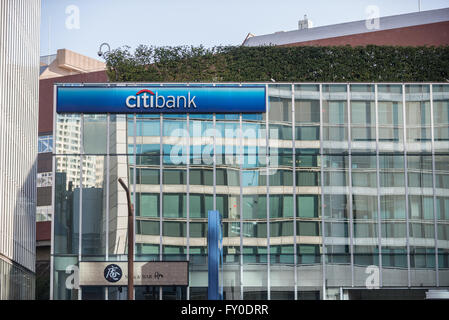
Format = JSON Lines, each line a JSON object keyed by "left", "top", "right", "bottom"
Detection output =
{"left": 118, "top": 178, "right": 134, "bottom": 300}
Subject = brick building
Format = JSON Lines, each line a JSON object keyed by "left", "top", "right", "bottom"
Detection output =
{"left": 243, "top": 8, "right": 449, "bottom": 47}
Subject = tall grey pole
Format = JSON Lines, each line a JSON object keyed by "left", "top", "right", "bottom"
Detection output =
{"left": 118, "top": 178, "right": 134, "bottom": 300}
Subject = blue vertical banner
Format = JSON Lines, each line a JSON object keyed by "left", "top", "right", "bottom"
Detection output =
{"left": 208, "top": 210, "right": 223, "bottom": 300}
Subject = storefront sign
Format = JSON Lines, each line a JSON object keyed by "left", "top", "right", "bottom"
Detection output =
{"left": 79, "top": 261, "right": 189, "bottom": 286}
{"left": 56, "top": 85, "right": 266, "bottom": 113}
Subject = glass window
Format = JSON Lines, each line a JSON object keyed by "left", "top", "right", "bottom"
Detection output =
{"left": 282, "top": 195, "right": 294, "bottom": 218}
{"left": 226, "top": 169, "right": 240, "bottom": 186}
{"left": 190, "top": 169, "right": 202, "bottom": 185}
{"left": 325, "top": 171, "right": 347, "bottom": 186}
{"left": 326, "top": 222, "right": 348, "bottom": 237}
{"left": 163, "top": 120, "right": 187, "bottom": 137}
{"left": 136, "top": 117, "right": 160, "bottom": 136}
{"left": 243, "top": 195, "right": 267, "bottom": 219}
{"left": 270, "top": 222, "right": 280, "bottom": 237}
{"left": 138, "top": 168, "right": 159, "bottom": 185}
{"left": 136, "top": 243, "right": 159, "bottom": 255}
{"left": 189, "top": 194, "right": 213, "bottom": 219}
{"left": 163, "top": 144, "right": 188, "bottom": 166}
{"left": 433, "top": 85, "right": 449, "bottom": 143}
{"left": 378, "top": 101, "right": 402, "bottom": 127}
{"left": 295, "top": 100, "right": 320, "bottom": 124}
{"left": 136, "top": 193, "right": 159, "bottom": 217}
{"left": 297, "top": 195, "right": 319, "bottom": 218}
{"left": 436, "top": 197, "right": 449, "bottom": 220}
{"left": 242, "top": 170, "right": 259, "bottom": 187}
{"left": 409, "top": 196, "right": 434, "bottom": 220}
{"left": 379, "top": 154, "right": 404, "bottom": 169}
{"left": 216, "top": 194, "right": 228, "bottom": 219}
{"left": 323, "top": 99, "right": 348, "bottom": 141}
{"left": 256, "top": 223, "right": 267, "bottom": 238}
{"left": 190, "top": 222, "right": 206, "bottom": 238}
{"left": 269, "top": 123, "right": 292, "bottom": 140}
{"left": 38, "top": 135, "right": 53, "bottom": 153}
{"left": 163, "top": 169, "right": 186, "bottom": 184}
{"left": 189, "top": 194, "right": 203, "bottom": 218}
{"left": 189, "top": 119, "right": 213, "bottom": 138}
{"left": 163, "top": 221, "right": 186, "bottom": 237}
{"left": 135, "top": 145, "right": 160, "bottom": 165}
{"left": 381, "top": 223, "right": 406, "bottom": 238}
{"left": 354, "top": 245, "right": 377, "bottom": 266}
{"left": 54, "top": 156, "right": 80, "bottom": 255}
{"left": 405, "top": 85, "right": 431, "bottom": 145}
{"left": 351, "top": 101, "right": 375, "bottom": 142}
{"left": 352, "top": 171, "right": 376, "bottom": 187}
{"left": 327, "top": 245, "right": 350, "bottom": 264}
{"left": 383, "top": 247, "right": 407, "bottom": 268}
{"left": 297, "top": 171, "right": 319, "bottom": 186}
{"left": 189, "top": 169, "right": 213, "bottom": 186}
{"left": 269, "top": 195, "right": 281, "bottom": 218}
{"left": 353, "top": 195, "right": 377, "bottom": 219}
{"left": 298, "top": 244, "right": 320, "bottom": 264}
{"left": 298, "top": 221, "right": 319, "bottom": 236}
{"left": 354, "top": 223, "right": 376, "bottom": 238}
{"left": 327, "top": 101, "right": 346, "bottom": 125}
{"left": 381, "top": 195, "right": 406, "bottom": 219}
{"left": 296, "top": 149, "right": 318, "bottom": 167}
{"left": 269, "top": 84, "right": 292, "bottom": 123}
{"left": 83, "top": 115, "right": 107, "bottom": 154}
{"left": 138, "top": 221, "right": 160, "bottom": 235}
{"left": 323, "top": 194, "right": 348, "bottom": 219}
{"left": 204, "top": 170, "right": 213, "bottom": 185}
{"left": 295, "top": 85, "right": 320, "bottom": 142}
{"left": 163, "top": 194, "right": 186, "bottom": 218}
{"left": 378, "top": 85, "right": 403, "bottom": 147}
{"left": 380, "top": 172, "right": 404, "bottom": 187}
{"left": 437, "top": 225, "right": 449, "bottom": 241}
{"left": 216, "top": 169, "right": 226, "bottom": 185}
{"left": 296, "top": 126, "right": 319, "bottom": 140}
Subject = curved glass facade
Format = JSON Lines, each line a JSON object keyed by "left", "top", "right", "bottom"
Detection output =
{"left": 52, "top": 83, "right": 449, "bottom": 300}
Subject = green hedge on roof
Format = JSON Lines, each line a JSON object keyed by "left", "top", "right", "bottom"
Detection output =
{"left": 105, "top": 44, "right": 449, "bottom": 82}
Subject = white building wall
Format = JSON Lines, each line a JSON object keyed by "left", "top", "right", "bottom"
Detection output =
{"left": 0, "top": 0, "right": 40, "bottom": 273}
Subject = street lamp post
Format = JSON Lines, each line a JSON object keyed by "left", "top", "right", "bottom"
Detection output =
{"left": 97, "top": 42, "right": 118, "bottom": 81}
{"left": 98, "top": 42, "right": 119, "bottom": 81}
{"left": 118, "top": 178, "right": 134, "bottom": 300}
{"left": 97, "top": 42, "right": 111, "bottom": 58}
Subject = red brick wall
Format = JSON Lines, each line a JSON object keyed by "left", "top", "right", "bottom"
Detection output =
{"left": 39, "top": 70, "right": 108, "bottom": 134}
{"left": 36, "top": 221, "right": 51, "bottom": 242}
{"left": 283, "top": 21, "right": 449, "bottom": 47}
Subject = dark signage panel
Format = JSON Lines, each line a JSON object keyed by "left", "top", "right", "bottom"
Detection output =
{"left": 79, "top": 261, "right": 189, "bottom": 286}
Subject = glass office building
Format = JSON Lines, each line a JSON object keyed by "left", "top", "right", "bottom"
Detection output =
{"left": 51, "top": 83, "right": 449, "bottom": 300}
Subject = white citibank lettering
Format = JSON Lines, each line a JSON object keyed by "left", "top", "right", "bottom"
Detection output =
{"left": 125, "top": 91, "right": 197, "bottom": 109}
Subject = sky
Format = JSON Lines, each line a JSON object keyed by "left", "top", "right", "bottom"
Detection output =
{"left": 40, "top": 0, "right": 449, "bottom": 60}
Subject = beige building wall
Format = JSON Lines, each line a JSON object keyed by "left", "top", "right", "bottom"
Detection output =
{"left": 40, "top": 49, "right": 106, "bottom": 79}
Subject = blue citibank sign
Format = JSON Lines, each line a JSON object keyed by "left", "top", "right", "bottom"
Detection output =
{"left": 56, "top": 85, "right": 266, "bottom": 114}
